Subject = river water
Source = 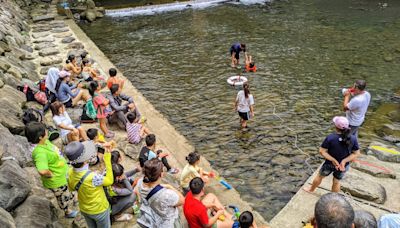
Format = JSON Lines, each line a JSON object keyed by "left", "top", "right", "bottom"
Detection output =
{"left": 80, "top": 0, "right": 400, "bottom": 220}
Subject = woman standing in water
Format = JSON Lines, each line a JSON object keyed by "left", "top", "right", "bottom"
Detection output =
{"left": 234, "top": 83, "right": 254, "bottom": 128}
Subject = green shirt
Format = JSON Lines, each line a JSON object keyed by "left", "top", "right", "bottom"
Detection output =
{"left": 32, "top": 140, "right": 68, "bottom": 189}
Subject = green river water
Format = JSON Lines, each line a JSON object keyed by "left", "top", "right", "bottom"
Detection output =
{"left": 80, "top": 0, "right": 400, "bottom": 220}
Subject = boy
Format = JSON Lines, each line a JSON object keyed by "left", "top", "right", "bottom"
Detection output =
{"left": 126, "top": 112, "right": 150, "bottom": 144}
{"left": 233, "top": 211, "right": 260, "bottom": 228}
{"left": 138, "top": 134, "right": 179, "bottom": 174}
{"left": 230, "top": 43, "right": 246, "bottom": 68}
{"left": 184, "top": 177, "right": 234, "bottom": 228}
{"left": 26, "top": 122, "right": 78, "bottom": 218}
{"left": 244, "top": 53, "right": 257, "bottom": 72}
{"left": 106, "top": 68, "right": 124, "bottom": 90}
{"left": 64, "top": 141, "right": 114, "bottom": 228}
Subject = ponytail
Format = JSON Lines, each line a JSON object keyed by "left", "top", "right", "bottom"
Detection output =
{"left": 243, "top": 83, "right": 250, "bottom": 98}
{"left": 54, "top": 78, "right": 63, "bottom": 93}
{"left": 340, "top": 128, "right": 352, "bottom": 147}
{"left": 88, "top": 81, "right": 98, "bottom": 97}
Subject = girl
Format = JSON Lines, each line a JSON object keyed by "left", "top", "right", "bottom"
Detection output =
{"left": 234, "top": 82, "right": 255, "bottom": 128}
{"left": 55, "top": 70, "right": 90, "bottom": 108}
{"left": 109, "top": 163, "right": 136, "bottom": 222}
{"left": 51, "top": 101, "right": 88, "bottom": 144}
{"left": 64, "top": 54, "right": 81, "bottom": 81}
{"left": 88, "top": 81, "right": 114, "bottom": 138}
{"left": 81, "top": 59, "right": 104, "bottom": 82}
{"left": 180, "top": 151, "right": 213, "bottom": 195}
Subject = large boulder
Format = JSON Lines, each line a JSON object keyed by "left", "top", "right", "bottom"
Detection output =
{"left": 0, "top": 124, "right": 33, "bottom": 167}
{"left": 0, "top": 98, "right": 25, "bottom": 134}
{"left": 122, "top": 140, "right": 144, "bottom": 160}
{"left": 14, "top": 195, "right": 62, "bottom": 228}
{"left": 0, "top": 207, "right": 15, "bottom": 228}
{"left": 341, "top": 172, "right": 386, "bottom": 204}
{"left": 85, "top": 9, "right": 97, "bottom": 22}
{"left": 367, "top": 141, "right": 400, "bottom": 163}
{"left": 0, "top": 160, "right": 31, "bottom": 211}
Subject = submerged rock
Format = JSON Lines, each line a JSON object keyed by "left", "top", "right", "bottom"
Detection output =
{"left": 341, "top": 172, "right": 386, "bottom": 204}
{"left": 0, "top": 160, "right": 31, "bottom": 211}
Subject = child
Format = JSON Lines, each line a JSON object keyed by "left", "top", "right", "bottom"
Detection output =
{"left": 180, "top": 151, "right": 214, "bottom": 195}
{"left": 26, "top": 122, "right": 78, "bottom": 218}
{"left": 64, "top": 141, "right": 114, "bottom": 228}
{"left": 126, "top": 112, "right": 150, "bottom": 144}
{"left": 88, "top": 81, "right": 114, "bottom": 138}
{"left": 108, "top": 163, "right": 136, "bottom": 222}
{"left": 232, "top": 211, "right": 260, "bottom": 228}
{"left": 245, "top": 53, "right": 257, "bottom": 72}
{"left": 111, "top": 150, "right": 140, "bottom": 186}
{"left": 107, "top": 68, "right": 124, "bottom": 90}
{"left": 86, "top": 128, "right": 115, "bottom": 165}
{"left": 139, "top": 134, "right": 179, "bottom": 174}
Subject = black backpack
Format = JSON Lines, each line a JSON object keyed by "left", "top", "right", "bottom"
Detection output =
{"left": 23, "top": 108, "right": 60, "bottom": 142}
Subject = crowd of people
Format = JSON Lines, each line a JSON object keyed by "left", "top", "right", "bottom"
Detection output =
{"left": 20, "top": 44, "right": 399, "bottom": 228}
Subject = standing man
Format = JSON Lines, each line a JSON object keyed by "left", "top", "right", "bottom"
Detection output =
{"left": 343, "top": 79, "right": 371, "bottom": 138}
{"left": 230, "top": 42, "right": 246, "bottom": 68}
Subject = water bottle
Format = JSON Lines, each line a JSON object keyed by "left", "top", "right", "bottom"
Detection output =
{"left": 132, "top": 203, "right": 140, "bottom": 215}
{"left": 219, "top": 179, "right": 232, "bottom": 190}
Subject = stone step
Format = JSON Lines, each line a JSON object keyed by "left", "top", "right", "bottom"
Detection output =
{"left": 367, "top": 141, "right": 400, "bottom": 163}
{"left": 341, "top": 172, "right": 387, "bottom": 204}
{"left": 32, "top": 15, "right": 55, "bottom": 23}
{"left": 351, "top": 155, "right": 396, "bottom": 179}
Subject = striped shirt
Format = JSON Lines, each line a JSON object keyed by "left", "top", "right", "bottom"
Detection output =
{"left": 126, "top": 122, "right": 142, "bottom": 144}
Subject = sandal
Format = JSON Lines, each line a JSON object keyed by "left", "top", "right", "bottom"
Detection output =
{"left": 114, "top": 213, "right": 133, "bottom": 222}
{"left": 167, "top": 168, "right": 180, "bottom": 174}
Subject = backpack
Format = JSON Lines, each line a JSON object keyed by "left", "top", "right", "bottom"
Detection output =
{"left": 85, "top": 94, "right": 98, "bottom": 119}
{"left": 22, "top": 108, "right": 60, "bottom": 141}
{"left": 81, "top": 103, "right": 97, "bottom": 123}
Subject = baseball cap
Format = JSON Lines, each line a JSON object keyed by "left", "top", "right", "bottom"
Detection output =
{"left": 332, "top": 116, "right": 349, "bottom": 130}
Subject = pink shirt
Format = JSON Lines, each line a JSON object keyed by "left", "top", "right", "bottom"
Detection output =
{"left": 93, "top": 94, "right": 107, "bottom": 119}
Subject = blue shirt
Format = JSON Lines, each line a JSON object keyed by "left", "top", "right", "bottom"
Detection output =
{"left": 57, "top": 82, "right": 79, "bottom": 103}
{"left": 231, "top": 43, "right": 243, "bottom": 54}
{"left": 321, "top": 133, "right": 359, "bottom": 165}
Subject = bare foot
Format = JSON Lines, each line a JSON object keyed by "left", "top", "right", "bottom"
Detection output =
{"left": 303, "top": 186, "right": 315, "bottom": 193}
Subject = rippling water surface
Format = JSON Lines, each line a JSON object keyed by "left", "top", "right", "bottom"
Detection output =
{"left": 80, "top": 0, "right": 400, "bottom": 220}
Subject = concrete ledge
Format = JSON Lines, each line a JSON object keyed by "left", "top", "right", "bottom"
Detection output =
{"left": 66, "top": 19, "right": 269, "bottom": 226}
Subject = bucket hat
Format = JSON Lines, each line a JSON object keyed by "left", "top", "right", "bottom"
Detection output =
{"left": 64, "top": 141, "right": 97, "bottom": 164}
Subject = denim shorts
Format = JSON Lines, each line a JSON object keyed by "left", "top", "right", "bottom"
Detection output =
{"left": 319, "top": 162, "right": 349, "bottom": 180}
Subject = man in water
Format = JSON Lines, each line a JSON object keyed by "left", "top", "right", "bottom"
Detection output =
{"left": 230, "top": 43, "right": 246, "bottom": 68}
{"left": 343, "top": 79, "right": 371, "bottom": 138}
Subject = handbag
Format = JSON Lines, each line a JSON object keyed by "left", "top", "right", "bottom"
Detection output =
{"left": 34, "top": 91, "right": 48, "bottom": 105}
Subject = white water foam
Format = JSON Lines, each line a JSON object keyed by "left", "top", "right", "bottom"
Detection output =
{"left": 105, "top": 0, "right": 268, "bottom": 17}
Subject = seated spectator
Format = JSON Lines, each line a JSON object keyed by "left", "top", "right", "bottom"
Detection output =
{"left": 55, "top": 70, "right": 90, "bottom": 108}
{"left": 25, "top": 122, "right": 78, "bottom": 218}
{"left": 107, "top": 83, "right": 141, "bottom": 129}
{"left": 139, "top": 134, "right": 179, "bottom": 174}
{"left": 233, "top": 211, "right": 262, "bottom": 228}
{"left": 64, "top": 54, "right": 81, "bottom": 81}
{"left": 314, "top": 193, "right": 354, "bottom": 228}
{"left": 136, "top": 158, "right": 184, "bottom": 227}
{"left": 43, "top": 67, "right": 60, "bottom": 112}
{"left": 354, "top": 210, "right": 377, "bottom": 228}
{"left": 127, "top": 112, "right": 150, "bottom": 144}
{"left": 81, "top": 59, "right": 104, "bottom": 82}
{"left": 180, "top": 152, "right": 213, "bottom": 195}
{"left": 184, "top": 177, "right": 234, "bottom": 228}
{"left": 111, "top": 150, "right": 140, "bottom": 186}
{"left": 51, "top": 101, "right": 88, "bottom": 144}
{"left": 64, "top": 141, "right": 114, "bottom": 228}
{"left": 88, "top": 81, "right": 114, "bottom": 138}
{"left": 107, "top": 68, "right": 124, "bottom": 90}
{"left": 378, "top": 214, "right": 400, "bottom": 228}
{"left": 109, "top": 163, "right": 136, "bottom": 222}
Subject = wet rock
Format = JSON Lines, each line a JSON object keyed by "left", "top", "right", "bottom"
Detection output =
{"left": 86, "top": 10, "right": 97, "bottom": 22}
{"left": 341, "top": 172, "right": 386, "bottom": 204}
{"left": 20, "top": 44, "right": 33, "bottom": 53}
{"left": 32, "top": 31, "right": 50, "bottom": 39}
{"left": 271, "top": 154, "right": 291, "bottom": 165}
{"left": 39, "top": 48, "right": 60, "bottom": 57}
{"left": 351, "top": 155, "right": 396, "bottom": 179}
{"left": 367, "top": 142, "right": 400, "bottom": 163}
{"left": 123, "top": 141, "right": 144, "bottom": 160}
{"left": 66, "top": 41, "right": 84, "bottom": 50}
{"left": 62, "top": 36, "right": 75, "bottom": 44}
{"left": 96, "top": 11, "right": 104, "bottom": 18}
{"left": 383, "top": 55, "right": 393, "bottom": 62}
{"left": 0, "top": 160, "right": 31, "bottom": 211}
{"left": 14, "top": 195, "right": 62, "bottom": 228}
{"left": 51, "top": 27, "right": 69, "bottom": 33}
{"left": 40, "top": 56, "right": 63, "bottom": 66}
{"left": 34, "top": 42, "right": 56, "bottom": 50}
{"left": 54, "top": 32, "right": 72, "bottom": 38}
{"left": 33, "top": 36, "right": 55, "bottom": 43}
{"left": 380, "top": 123, "right": 400, "bottom": 138}
{"left": 0, "top": 207, "right": 15, "bottom": 228}
{"left": 32, "top": 15, "right": 55, "bottom": 22}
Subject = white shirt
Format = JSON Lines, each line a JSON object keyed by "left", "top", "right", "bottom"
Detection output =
{"left": 236, "top": 90, "right": 254, "bottom": 113}
{"left": 53, "top": 112, "right": 74, "bottom": 137}
{"left": 346, "top": 91, "right": 371, "bottom": 126}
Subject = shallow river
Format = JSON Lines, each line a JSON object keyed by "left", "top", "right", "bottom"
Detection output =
{"left": 81, "top": 0, "right": 400, "bottom": 220}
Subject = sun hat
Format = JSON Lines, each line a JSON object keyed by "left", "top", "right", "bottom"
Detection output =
{"left": 59, "top": 70, "right": 71, "bottom": 78}
{"left": 64, "top": 141, "right": 97, "bottom": 164}
{"left": 332, "top": 116, "right": 349, "bottom": 130}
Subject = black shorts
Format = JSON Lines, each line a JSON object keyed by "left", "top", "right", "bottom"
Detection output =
{"left": 238, "top": 111, "right": 250, "bottom": 121}
{"left": 230, "top": 48, "right": 240, "bottom": 60}
{"left": 64, "top": 99, "right": 73, "bottom": 108}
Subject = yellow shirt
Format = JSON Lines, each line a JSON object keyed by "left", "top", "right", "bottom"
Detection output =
{"left": 180, "top": 164, "right": 202, "bottom": 188}
{"left": 68, "top": 152, "right": 113, "bottom": 215}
